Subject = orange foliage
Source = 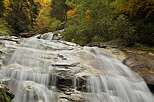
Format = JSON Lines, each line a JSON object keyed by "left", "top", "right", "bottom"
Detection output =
{"left": 67, "top": 9, "right": 76, "bottom": 18}
{"left": 34, "top": 0, "right": 52, "bottom": 29}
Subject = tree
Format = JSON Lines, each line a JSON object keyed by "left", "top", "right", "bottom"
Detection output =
{"left": 50, "top": 0, "right": 71, "bottom": 21}
{"left": 112, "top": 0, "right": 154, "bottom": 45}
{"left": 4, "top": 0, "right": 39, "bottom": 33}
{"left": 63, "top": 0, "right": 116, "bottom": 44}
{"left": 33, "top": 0, "right": 53, "bottom": 32}
{"left": 0, "top": 0, "right": 4, "bottom": 17}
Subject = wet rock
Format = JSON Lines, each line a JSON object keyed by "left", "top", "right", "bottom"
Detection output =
{"left": 38, "top": 31, "right": 63, "bottom": 41}
{"left": 64, "top": 91, "right": 73, "bottom": 95}
{"left": 147, "top": 84, "right": 154, "bottom": 94}
{"left": 58, "top": 54, "right": 67, "bottom": 60}
{"left": 0, "top": 36, "right": 20, "bottom": 68}
{"left": 141, "top": 74, "right": 154, "bottom": 94}
{"left": 57, "top": 78, "right": 73, "bottom": 91}
{"left": 0, "top": 38, "right": 19, "bottom": 44}
{"left": 58, "top": 91, "right": 85, "bottom": 102}
{"left": 141, "top": 74, "right": 154, "bottom": 85}
{"left": 122, "top": 51, "right": 154, "bottom": 93}
{"left": 68, "top": 93, "right": 84, "bottom": 102}
{"left": 123, "top": 55, "right": 154, "bottom": 71}
{"left": 39, "top": 32, "right": 54, "bottom": 40}
{"left": 19, "top": 32, "right": 36, "bottom": 38}
{"left": 51, "top": 63, "right": 79, "bottom": 67}
{"left": 59, "top": 99, "right": 69, "bottom": 102}
{"left": 53, "top": 33, "right": 63, "bottom": 40}
{"left": 57, "top": 41, "right": 78, "bottom": 47}
{"left": 52, "top": 30, "right": 64, "bottom": 40}
{"left": 56, "top": 76, "right": 87, "bottom": 94}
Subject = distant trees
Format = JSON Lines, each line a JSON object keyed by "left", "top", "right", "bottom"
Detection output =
{"left": 0, "top": 0, "right": 4, "bottom": 17}
{"left": 33, "top": 0, "right": 53, "bottom": 33}
{"left": 50, "top": 0, "right": 71, "bottom": 21}
{"left": 4, "top": 0, "right": 39, "bottom": 33}
{"left": 62, "top": 0, "right": 154, "bottom": 46}
{"left": 63, "top": 0, "right": 116, "bottom": 45}
{"left": 0, "top": 0, "right": 153, "bottom": 47}
{"left": 112, "top": 0, "right": 154, "bottom": 46}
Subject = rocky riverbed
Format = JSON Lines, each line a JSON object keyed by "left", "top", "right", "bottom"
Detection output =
{"left": 0, "top": 33, "right": 153, "bottom": 102}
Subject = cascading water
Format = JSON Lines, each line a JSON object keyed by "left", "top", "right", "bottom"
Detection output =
{"left": 0, "top": 33, "right": 57, "bottom": 102}
{"left": 0, "top": 32, "right": 153, "bottom": 102}
{"left": 83, "top": 47, "right": 154, "bottom": 102}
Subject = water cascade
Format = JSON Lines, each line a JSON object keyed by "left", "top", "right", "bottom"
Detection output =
{"left": 0, "top": 33, "right": 153, "bottom": 102}
{"left": 0, "top": 33, "right": 56, "bottom": 102}
{"left": 83, "top": 47, "right": 154, "bottom": 102}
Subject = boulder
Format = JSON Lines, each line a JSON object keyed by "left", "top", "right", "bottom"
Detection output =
{"left": 122, "top": 51, "right": 154, "bottom": 93}
{"left": 19, "top": 32, "right": 36, "bottom": 38}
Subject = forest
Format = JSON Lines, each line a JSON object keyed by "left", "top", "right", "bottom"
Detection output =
{"left": 0, "top": 0, "right": 154, "bottom": 47}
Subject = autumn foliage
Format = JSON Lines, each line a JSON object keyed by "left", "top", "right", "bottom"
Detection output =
{"left": 0, "top": 0, "right": 153, "bottom": 47}
{"left": 63, "top": 0, "right": 154, "bottom": 46}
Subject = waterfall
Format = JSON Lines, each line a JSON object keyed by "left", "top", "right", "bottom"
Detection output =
{"left": 0, "top": 33, "right": 56, "bottom": 102}
{"left": 83, "top": 47, "right": 154, "bottom": 102}
{"left": 0, "top": 33, "right": 153, "bottom": 102}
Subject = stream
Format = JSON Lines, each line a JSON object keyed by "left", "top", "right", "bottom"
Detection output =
{"left": 0, "top": 32, "right": 153, "bottom": 102}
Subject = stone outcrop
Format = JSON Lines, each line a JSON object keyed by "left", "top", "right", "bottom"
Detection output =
{"left": 0, "top": 36, "right": 21, "bottom": 68}
{"left": 122, "top": 50, "right": 154, "bottom": 93}
{"left": 19, "top": 32, "right": 36, "bottom": 38}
